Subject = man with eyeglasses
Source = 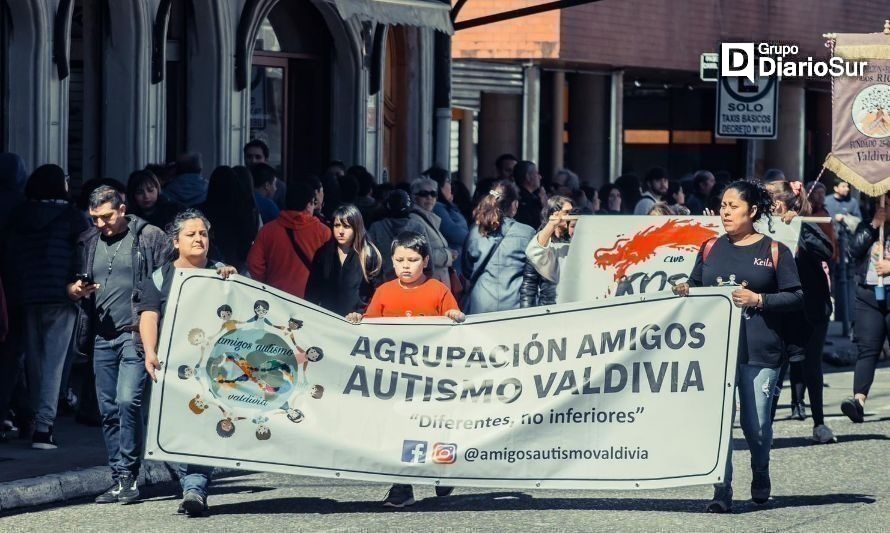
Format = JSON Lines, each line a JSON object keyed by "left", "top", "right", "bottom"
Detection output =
{"left": 67, "top": 185, "right": 169, "bottom": 505}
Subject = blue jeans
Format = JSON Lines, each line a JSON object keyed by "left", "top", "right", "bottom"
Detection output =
{"left": 93, "top": 333, "right": 148, "bottom": 478}
{"left": 24, "top": 304, "right": 77, "bottom": 432}
{"left": 179, "top": 464, "right": 214, "bottom": 497}
{"left": 719, "top": 364, "right": 779, "bottom": 489}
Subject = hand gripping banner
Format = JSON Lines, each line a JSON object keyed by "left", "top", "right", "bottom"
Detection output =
{"left": 146, "top": 271, "right": 740, "bottom": 490}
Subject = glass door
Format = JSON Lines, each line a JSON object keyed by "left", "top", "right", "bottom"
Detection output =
{"left": 250, "top": 56, "right": 288, "bottom": 179}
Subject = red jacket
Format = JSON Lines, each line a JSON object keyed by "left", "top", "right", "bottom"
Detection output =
{"left": 247, "top": 211, "right": 330, "bottom": 298}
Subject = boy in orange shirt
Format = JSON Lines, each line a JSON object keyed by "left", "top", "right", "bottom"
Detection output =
{"left": 347, "top": 231, "right": 464, "bottom": 507}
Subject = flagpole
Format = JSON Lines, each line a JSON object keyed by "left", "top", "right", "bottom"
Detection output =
{"left": 875, "top": 195, "right": 890, "bottom": 302}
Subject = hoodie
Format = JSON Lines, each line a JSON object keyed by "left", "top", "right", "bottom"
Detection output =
{"left": 162, "top": 172, "right": 208, "bottom": 207}
{"left": 247, "top": 210, "right": 330, "bottom": 298}
{"left": 7, "top": 200, "right": 89, "bottom": 305}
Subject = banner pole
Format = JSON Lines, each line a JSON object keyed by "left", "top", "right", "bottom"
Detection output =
{"left": 875, "top": 194, "right": 887, "bottom": 302}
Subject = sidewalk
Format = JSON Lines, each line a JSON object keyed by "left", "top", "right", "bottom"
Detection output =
{"left": 0, "top": 321, "right": 867, "bottom": 512}
{"left": 0, "top": 415, "right": 175, "bottom": 511}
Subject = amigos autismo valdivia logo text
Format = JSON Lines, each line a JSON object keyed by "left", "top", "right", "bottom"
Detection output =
{"left": 178, "top": 299, "right": 326, "bottom": 442}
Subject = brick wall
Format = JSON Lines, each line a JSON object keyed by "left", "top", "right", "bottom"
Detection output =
{"left": 452, "top": 0, "right": 889, "bottom": 70}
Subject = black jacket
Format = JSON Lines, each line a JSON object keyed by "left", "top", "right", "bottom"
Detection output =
{"left": 74, "top": 215, "right": 170, "bottom": 351}
{"left": 6, "top": 200, "right": 88, "bottom": 305}
{"left": 515, "top": 188, "right": 543, "bottom": 230}
{"left": 304, "top": 240, "right": 376, "bottom": 316}
{"left": 850, "top": 221, "right": 880, "bottom": 284}
{"left": 519, "top": 260, "right": 557, "bottom": 308}
{"left": 796, "top": 222, "right": 833, "bottom": 323}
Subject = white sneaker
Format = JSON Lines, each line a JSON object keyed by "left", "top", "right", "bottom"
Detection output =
{"left": 812, "top": 424, "right": 837, "bottom": 444}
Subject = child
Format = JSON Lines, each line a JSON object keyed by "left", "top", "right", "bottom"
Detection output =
{"left": 346, "top": 231, "right": 465, "bottom": 323}
{"left": 346, "top": 231, "right": 463, "bottom": 508}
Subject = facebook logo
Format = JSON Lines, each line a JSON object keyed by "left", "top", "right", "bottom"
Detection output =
{"left": 401, "top": 440, "right": 428, "bottom": 463}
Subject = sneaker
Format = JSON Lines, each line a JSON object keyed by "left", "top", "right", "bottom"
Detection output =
{"left": 706, "top": 485, "right": 732, "bottom": 513}
{"left": 383, "top": 484, "right": 415, "bottom": 508}
{"left": 31, "top": 428, "right": 58, "bottom": 450}
{"left": 117, "top": 474, "right": 140, "bottom": 504}
{"left": 841, "top": 397, "right": 864, "bottom": 423}
{"left": 435, "top": 485, "right": 454, "bottom": 497}
{"left": 791, "top": 402, "right": 807, "bottom": 421}
{"left": 95, "top": 479, "right": 122, "bottom": 504}
{"left": 751, "top": 471, "right": 771, "bottom": 504}
{"left": 181, "top": 491, "right": 208, "bottom": 517}
{"left": 812, "top": 424, "right": 838, "bottom": 444}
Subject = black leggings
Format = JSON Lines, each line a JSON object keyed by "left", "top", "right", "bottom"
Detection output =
{"left": 853, "top": 286, "right": 890, "bottom": 397}
{"left": 789, "top": 320, "right": 828, "bottom": 427}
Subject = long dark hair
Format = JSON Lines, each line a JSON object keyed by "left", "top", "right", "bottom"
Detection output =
{"left": 203, "top": 166, "right": 259, "bottom": 267}
{"left": 332, "top": 204, "right": 382, "bottom": 282}
{"left": 725, "top": 179, "right": 774, "bottom": 232}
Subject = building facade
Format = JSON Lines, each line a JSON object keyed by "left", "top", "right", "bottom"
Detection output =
{"left": 0, "top": 0, "right": 451, "bottom": 187}
{"left": 452, "top": 0, "right": 888, "bottom": 187}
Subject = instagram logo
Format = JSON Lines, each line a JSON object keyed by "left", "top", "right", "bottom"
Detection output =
{"left": 432, "top": 443, "right": 457, "bottom": 464}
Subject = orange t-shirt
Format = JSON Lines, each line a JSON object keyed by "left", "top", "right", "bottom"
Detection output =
{"left": 364, "top": 278, "right": 459, "bottom": 318}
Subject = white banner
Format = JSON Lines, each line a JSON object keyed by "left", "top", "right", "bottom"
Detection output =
{"left": 146, "top": 272, "right": 740, "bottom": 490}
{"left": 558, "top": 216, "right": 801, "bottom": 303}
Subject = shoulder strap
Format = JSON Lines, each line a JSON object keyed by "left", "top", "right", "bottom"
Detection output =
{"left": 285, "top": 229, "right": 312, "bottom": 270}
{"left": 771, "top": 240, "right": 779, "bottom": 271}
{"left": 470, "top": 225, "right": 513, "bottom": 284}
{"left": 702, "top": 237, "right": 718, "bottom": 262}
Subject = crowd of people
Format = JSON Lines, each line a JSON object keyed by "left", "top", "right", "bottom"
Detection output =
{"left": 0, "top": 143, "right": 876, "bottom": 516}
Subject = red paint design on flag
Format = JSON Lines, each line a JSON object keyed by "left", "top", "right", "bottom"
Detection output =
{"left": 594, "top": 219, "right": 720, "bottom": 280}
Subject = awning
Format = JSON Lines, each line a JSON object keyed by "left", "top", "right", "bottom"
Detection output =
{"left": 329, "top": 0, "right": 454, "bottom": 35}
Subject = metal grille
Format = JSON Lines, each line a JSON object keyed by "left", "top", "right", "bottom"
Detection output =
{"left": 452, "top": 60, "right": 524, "bottom": 111}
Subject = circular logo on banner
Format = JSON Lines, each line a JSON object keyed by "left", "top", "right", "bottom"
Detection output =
{"left": 852, "top": 84, "right": 890, "bottom": 138}
{"left": 176, "top": 302, "right": 326, "bottom": 442}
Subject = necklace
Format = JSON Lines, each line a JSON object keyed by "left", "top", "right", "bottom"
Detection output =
{"left": 102, "top": 233, "right": 129, "bottom": 286}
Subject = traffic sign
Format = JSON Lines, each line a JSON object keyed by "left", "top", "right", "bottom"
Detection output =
{"left": 715, "top": 75, "right": 778, "bottom": 139}
{"left": 700, "top": 53, "right": 719, "bottom": 82}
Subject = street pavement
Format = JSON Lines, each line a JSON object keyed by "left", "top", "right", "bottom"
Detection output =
{"left": 3, "top": 333, "right": 890, "bottom": 531}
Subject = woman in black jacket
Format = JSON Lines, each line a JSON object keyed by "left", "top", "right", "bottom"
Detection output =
{"left": 766, "top": 180, "right": 836, "bottom": 444}
{"left": 519, "top": 196, "right": 573, "bottom": 307}
{"left": 8, "top": 165, "right": 89, "bottom": 448}
{"left": 841, "top": 194, "right": 890, "bottom": 424}
{"left": 305, "top": 204, "right": 381, "bottom": 315}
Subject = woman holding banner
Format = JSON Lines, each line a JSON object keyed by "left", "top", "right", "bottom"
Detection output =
{"left": 765, "top": 181, "right": 837, "bottom": 444}
{"left": 674, "top": 180, "right": 803, "bottom": 513}
{"left": 137, "top": 209, "right": 236, "bottom": 517}
{"left": 841, "top": 195, "right": 890, "bottom": 424}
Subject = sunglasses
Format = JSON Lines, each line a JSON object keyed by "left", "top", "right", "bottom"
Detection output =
{"left": 415, "top": 190, "right": 438, "bottom": 198}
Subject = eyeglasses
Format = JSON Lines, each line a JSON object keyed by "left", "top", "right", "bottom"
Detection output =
{"left": 415, "top": 190, "right": 438, "bottom": 198}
